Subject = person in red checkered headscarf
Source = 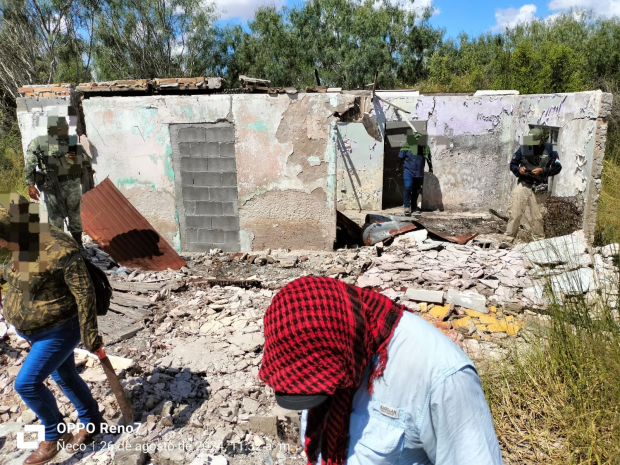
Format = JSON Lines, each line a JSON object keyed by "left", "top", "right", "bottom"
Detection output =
{"left": 259, "top": 276, "right": 502, "bottom": 465}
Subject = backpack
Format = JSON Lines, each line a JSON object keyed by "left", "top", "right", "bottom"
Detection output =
{"left": 65, "top": 252, "right": 112, "bottom": 316}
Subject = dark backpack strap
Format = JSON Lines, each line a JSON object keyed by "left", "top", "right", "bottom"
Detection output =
{"left": 63, "top": 252, "right": 82, "bottom": 273}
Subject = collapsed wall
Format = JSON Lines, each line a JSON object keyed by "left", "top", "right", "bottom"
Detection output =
{"left": 336, "top": 90, "right": 611, "bottom": 242}
{"left": 17, "top": 92, "right": 356, "bottom": 252}
{"left": 15, "top": 88, "right": 611, "bottom": 252}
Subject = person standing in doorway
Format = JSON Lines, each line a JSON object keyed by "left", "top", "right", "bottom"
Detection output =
{"left": 397, "top": 133, "right": 433, "bottom": 216}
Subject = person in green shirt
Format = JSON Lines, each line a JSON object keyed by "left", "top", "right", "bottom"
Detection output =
{"left": 24, "top": 110, "right": 92, "bottom": 246}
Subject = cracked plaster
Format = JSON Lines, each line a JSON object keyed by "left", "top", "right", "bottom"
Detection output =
{"left": 16, "top": 90, "right": 611, "bottom": 252}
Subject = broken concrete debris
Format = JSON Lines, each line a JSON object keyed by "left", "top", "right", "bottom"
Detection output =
{"left": 405, "top": 288, "right": 444, "bottom": 304}
{"left": 0, "top": 231, "right": 617, "bottom": 464}
{"left": 446, "top": 289, "right": 488, "bottom": 313}
{"left": 355, "top": 213, "right": 478, "bottom": 247}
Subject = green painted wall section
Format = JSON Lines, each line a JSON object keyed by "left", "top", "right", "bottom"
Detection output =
{"left": 117, "top": 177, "right": 156, "bottom": 190}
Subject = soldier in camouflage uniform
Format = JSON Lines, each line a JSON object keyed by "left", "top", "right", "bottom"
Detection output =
{"left": 25, "top": 108, "right": 92, "bottom": 247}
{"left": 0, "top": 193, "right": 104, "bottom": 465}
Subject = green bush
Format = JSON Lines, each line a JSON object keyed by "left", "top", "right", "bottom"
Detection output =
{"left": 0, "top": 120, "right": 26, "bottom": 195}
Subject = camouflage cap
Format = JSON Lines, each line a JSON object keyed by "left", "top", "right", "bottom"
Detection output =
{"left": 528, "top": 127, "right": 544, "bottom": 143}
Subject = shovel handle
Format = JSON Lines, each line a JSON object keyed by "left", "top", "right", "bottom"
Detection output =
{"left": 94, "top": 347, "right": 106, "bottom": 360}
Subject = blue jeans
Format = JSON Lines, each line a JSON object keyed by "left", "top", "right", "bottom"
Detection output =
{"left": 15, "top": 317, "right": 102, "bottom": 441}
{"left": 403, "top": 171, "right": 424, "bottom": 209}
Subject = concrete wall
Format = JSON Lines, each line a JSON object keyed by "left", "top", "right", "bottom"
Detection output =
{"left": 16, "top": 90, "right": 610, "bottom": 250}
{"left": 17, "top": 93, "right": 355, "bottom": 252}
{"left": 338, "top": 90, "right": 610, "bottom": 237}
{"left": 169, "top": 123, "right": 241, "bottom": 252}
{"left": 336, "top": 122, "right": 384, "bottom": 211}
{"left": 369, "top": 91, "right": 517, "bottom": 212}
{"left": 513, "top": 92, "right": 610, "bottom": 241}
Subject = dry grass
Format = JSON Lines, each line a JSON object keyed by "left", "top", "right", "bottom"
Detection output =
{"left": 596, "top": 160, "right": 620, "bottom": 247}
{"left": 481, "top": 291, "right": 620, "bottom": 464}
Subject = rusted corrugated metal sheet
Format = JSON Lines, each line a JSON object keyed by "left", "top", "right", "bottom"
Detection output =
{"left": 81, "top": 178, "right": 186, "bottom": 271}
{"left": 362, "top": 214, "right": 418, "bottom": 246}
{"left": 362, "top": 214, "right": 478, "bottom": 246}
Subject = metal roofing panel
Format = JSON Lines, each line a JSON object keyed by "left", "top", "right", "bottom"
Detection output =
{"left": 81, "top": 178, "right": 186, "bottom": 271}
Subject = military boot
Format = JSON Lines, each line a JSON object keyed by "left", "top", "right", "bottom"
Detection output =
{"left": 23, "top": 432, "right": 73, "bottom": 465}
{"left": 70, "top": 232, "right": 83, "bottom": 247}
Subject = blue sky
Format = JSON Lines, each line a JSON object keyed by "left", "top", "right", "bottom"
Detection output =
{"left": 213, "top": 0, "right": 618, "bottom": 39}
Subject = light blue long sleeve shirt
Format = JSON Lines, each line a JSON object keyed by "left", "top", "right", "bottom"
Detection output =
{"left": 301, "top": 312, "right": 503, "bottom": 464}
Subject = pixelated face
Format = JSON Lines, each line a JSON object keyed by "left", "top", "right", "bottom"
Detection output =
{"left": 0, "top": 192, "right": 51, "bottom": 273}
{"left": 47, "top": 117, "right": 69, "bottom": 137}
{"left": 37, "top": 107, "right": 77, "bottom": 143}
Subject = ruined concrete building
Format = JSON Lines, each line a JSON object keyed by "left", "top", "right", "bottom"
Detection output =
{"left": 16, "top": 81, "right": 612, "bottom": 252}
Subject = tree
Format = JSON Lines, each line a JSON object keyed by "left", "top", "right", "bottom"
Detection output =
{"left": 0, "top": 0, "right": 96, "bottom": 129}
{"left": 218, "top": 0, "right": 443, "bottom": 89}
{"left": 92, "top": 0, "right": 219, "bottom": 80}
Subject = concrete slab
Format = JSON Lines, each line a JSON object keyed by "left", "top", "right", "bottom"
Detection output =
{"left": 601, "top": 243, "right": 619, "bottom": 257}
{"left": 405, "top": 288, "right": 444, "bottom": 303}
{"left": 550, "top": 268, "right": 596, "bottom": 294}
{"left": 515, "top": 230, "right": 588, "bottom": 266}
{"left": 446, "top": 289, "right": 488, "bottom": 313}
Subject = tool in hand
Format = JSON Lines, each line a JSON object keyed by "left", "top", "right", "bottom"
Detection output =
{"left": 94, "top": 347, "right": 134, "bottom": 425}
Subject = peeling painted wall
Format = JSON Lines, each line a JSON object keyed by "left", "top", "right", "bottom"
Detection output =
{"left": 336, "top": 122, "right": 384, "bottom": 210}
{"left": 234, "top": 94, "right": 354, "bottom": 250}
{"left": 16, "top": 89, "right": 609, "bottom": 250}
{"left": 369, "top": 91, "right": 517, "bottom": 212}
{"left": 341, "top": 90, "right": 609, "bottom": 236}
{"left": 17, "top": 93, "right": 354, "bottom": 251}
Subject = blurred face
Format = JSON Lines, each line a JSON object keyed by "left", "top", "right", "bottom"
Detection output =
{"left": 47, "top": 121, "right": 70, "bottom": 142}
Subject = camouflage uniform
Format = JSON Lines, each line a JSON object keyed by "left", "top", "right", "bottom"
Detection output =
{"left": 24, "top": 136, "right": 92, "bottom": 241}
{"left": 0, "top": 218, "right": 101, "bottom": 352}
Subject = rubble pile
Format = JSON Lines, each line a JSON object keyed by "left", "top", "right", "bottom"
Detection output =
{"left": 0, "top": 232, "right": 618, "bottom": 465}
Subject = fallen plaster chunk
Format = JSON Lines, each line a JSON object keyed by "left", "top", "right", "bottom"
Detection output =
{"left": 446, "top": 289, "right": 488, "bottom": 313}
{"left": 405, "top": 288, "right": 444, "bottom": 303}
{"left": 419, "top": 240, "right": 445, "bottom": 251}
{"left": 80, "top": 369, "right": 108, "bottom": 383}
{"left": 395, "top": 229, "right": 428, "bottom": 246}
{"left": 601, "top": 243, "right": 619, "bottom": 257}
{"left": 229, "top": 333, "right": 264, "bottom": 353}
{"left": 515, "top": 230, "right": 587, "bottom": 266}
{"left": 550, "top": 268, "right": 596, "bottom": 294}
{"left": 191, "top": 453, "right": 228, "bottom": 465}
{"left": 74, "top": 348, "right": 135, "bottom": 371}
{"left": 357, "top": 274, "right": 383, "bottom": 288}
{"left": 479, "top": 279, "right": 499, "bottom": 289}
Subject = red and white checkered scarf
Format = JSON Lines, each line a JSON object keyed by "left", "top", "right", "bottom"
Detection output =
{"left": 259, "top": 276, "right": 405, "bottom": 465}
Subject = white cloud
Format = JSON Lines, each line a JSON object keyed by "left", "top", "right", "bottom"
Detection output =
{"left": 51, "top": 13, "right": 69, "bottom": 33}
{"left": 492, "top": 4, "right": 538, "bottom": 31}
{"left": 211, "top": 0, "right": 286, "bottom": 20}
{"left": 548, "top": 0, "right": 620, "bottom": 18}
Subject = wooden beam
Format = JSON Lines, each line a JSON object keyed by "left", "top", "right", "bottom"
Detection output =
{"left": 374, "top": 94, "right": 411, "bottom": 114}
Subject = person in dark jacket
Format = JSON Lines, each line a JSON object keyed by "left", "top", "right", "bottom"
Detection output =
{"left": 0, "top": 193, "right": 104, "bottom": 465}
{"left": 504, "top": 128, "right": 562, "bottom": 242}
{"left": 397, "top": 134, "right": 433, "bottom": 216}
